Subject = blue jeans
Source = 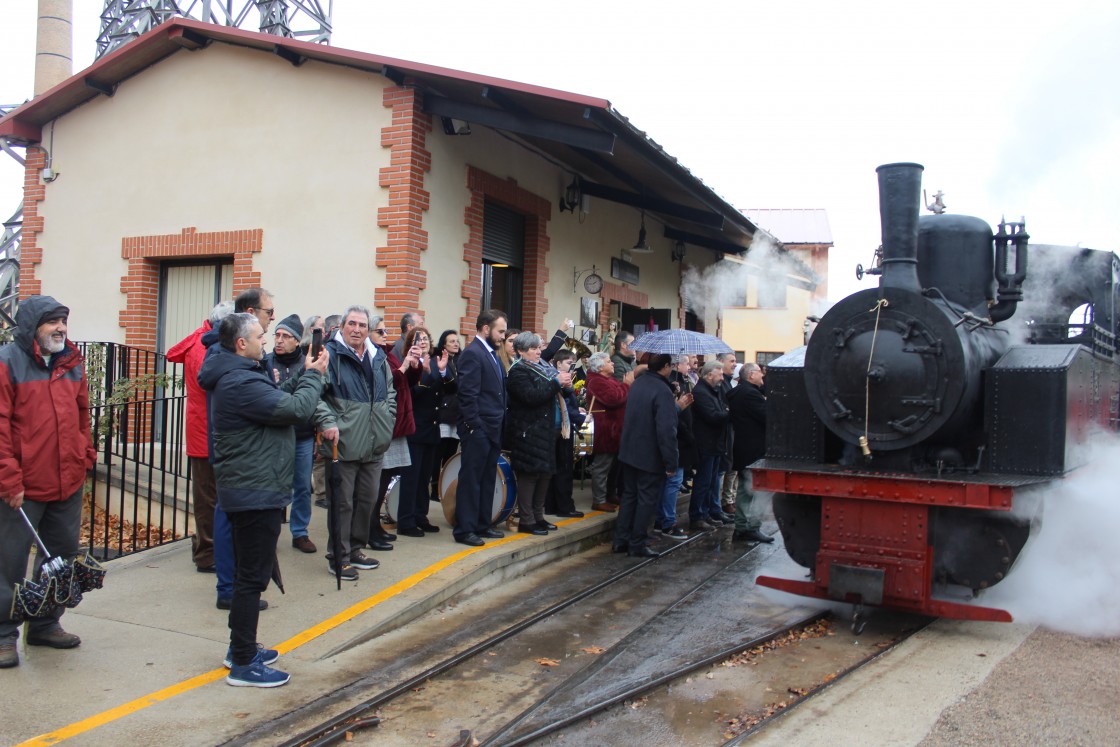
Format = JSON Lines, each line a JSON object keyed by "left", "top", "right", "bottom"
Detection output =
{"left": 689, "top": 452, "right": 722, "bottom": 521}
{"left": 289, "top": 436, "right": 313, "bottom": 539}
{"left": 214, "top": 505, "right": 234, "bottom": 600}
{"left": 658, "top": 467, "right": 684, "bottom": 529}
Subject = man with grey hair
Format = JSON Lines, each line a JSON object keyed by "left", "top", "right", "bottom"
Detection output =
{"left": 689, "top": 360, "right": 733, "bottom": 530}
{"left": 728, "top": 362, "right": 773, "bottom": 543}
{"left": 316, "top": 305, "right": 396, "bottom": 580}
{"left": 717, "top": 352, "right": 739, "bottom": 515}
{"left": 167, "top": 299, "right": 236, "bottom": 573}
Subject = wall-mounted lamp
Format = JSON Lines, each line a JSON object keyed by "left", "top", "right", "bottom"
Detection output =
{"left": 559, "top": 177, "right": 581, "bottom": 213}
{"left": 440, "top": 116, "right": 471, "bottom": 135}
{"left": 672, "top": 240, "right": 687, "bottom": 263}
{"left": 630, "top": 211, "right": 652, "bottom": 253}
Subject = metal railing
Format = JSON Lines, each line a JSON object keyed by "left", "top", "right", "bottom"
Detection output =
{"left": 79, "top": 341, "right": 192, "bottom": 560}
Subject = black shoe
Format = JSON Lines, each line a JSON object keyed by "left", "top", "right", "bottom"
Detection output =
{"left": 518, "top": 524, "right": 548, "bottom": 536}
{"left": 708, "top": 513, "right": 734, "bottom": 526}
{"left": 733, "top": 528, "right": 775, "bottom": 543}
{"left": 690, "top": 519, "right": 715, "bottom": 531}
{"left": 367, "top": 539, "right": 394, "bottom": 551}
{"left": 555, "top": 510, "right": 585, "bottom": 518}
{"left": 349, "top": 553, "right": 380, "bottom": 570}
{"left": 628, "top": 546, "right": 661, "bottom": 559}
{"left": 480, "top": 528, "right": 505, "bottom": 539}
{"left": 371, "top": 530, "right": 397, "bottom": 542}
{"left": 537, "top": 521, "right": 558, "bottom": 531}
{"left": 417, "top": 522, "right": 441, "bottom": 533}
{"left": 611, "top": 544, "right": 628, "bottom": 553}
{"left": 456, "top": 533, "right": 485, "bottom": 547}
{"left": 314, "top": 498, "right": 328, "bottom": 509}
{"left": 217, "top": 598, "right": 268, "bottom": 611}
{"left": 196, "top": 564, "right": 216, "bottom": 573}
{"left": 25, "top": 627, "right": 81, "bottom": 649}
{"left": 398, "top": 527, "right": 426, "bottom": 538}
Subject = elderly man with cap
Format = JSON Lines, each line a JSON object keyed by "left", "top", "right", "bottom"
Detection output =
{"left": 266, "top": 314, "right": 317, "bottom": 554}
{"left": 0, "top": 296, "right": 97, "bottom": 668}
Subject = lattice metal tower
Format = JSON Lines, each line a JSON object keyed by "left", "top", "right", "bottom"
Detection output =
{"left": 97, "top": 1, "right": 333, "bottom": 58}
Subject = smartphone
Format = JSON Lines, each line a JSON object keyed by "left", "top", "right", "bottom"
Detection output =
{"left": 310, "top": 328, "right": 323, "bottom": 360}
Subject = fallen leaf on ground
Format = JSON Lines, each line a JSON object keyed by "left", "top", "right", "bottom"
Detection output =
{"left": 534, "top": 658, "right": 560, "bottom": 667}
{"left": 580, "top": 646, "right": 606, "bottom": 654}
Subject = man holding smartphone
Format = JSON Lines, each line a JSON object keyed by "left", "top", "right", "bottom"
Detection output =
{"left": 266, "top": 314, "right": 317, "bottom": 554}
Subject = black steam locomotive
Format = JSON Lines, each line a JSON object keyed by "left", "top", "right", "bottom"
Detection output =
{"left": 753, "top": 162, "right": 1120, "bottom": 624}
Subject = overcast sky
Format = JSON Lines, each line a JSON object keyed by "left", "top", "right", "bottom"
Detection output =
{"left": 1, "top": 1, "right": 1117, "bottom": 302}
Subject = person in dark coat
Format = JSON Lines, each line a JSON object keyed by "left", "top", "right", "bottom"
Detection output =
{"left": 613, "top": 353, "right": 678, "bottom": 557}
{"left": 505, "top": 332, "right": 572, "bottom": 535}
{"left": 265, "top": 313, "right": 317, "bottom": 554}
{"left": 431, "top": 330, "right": 461, "bottom": 499}
{"left": 690, "top": 361, "right": 733, "bottom": 530}
{"left": 396, "top": 327, "right": 448, "bottom": 537}
{"left": 198, "top": 312, "right": 327, "bottom": 686}
{"left": 545, "top": 349, "right": 586, "bottom": 518}
{"left": 728, "top": 363, "right": 774, "bottom": 543}
{"left": 656, "top": 355, "right": 696, "bottom": 538}
{"left": 453, "top": 309, "right": 509, "bottom": 547}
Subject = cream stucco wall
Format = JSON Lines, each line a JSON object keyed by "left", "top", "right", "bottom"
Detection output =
{"left": 33, "top": 40, "right": 714, "bottom": 348}
{"left": 35, "top": 43, "right": 390, "bottom": 342}
{"left": 427, "top": 125, "right": 713, "bottom": 339}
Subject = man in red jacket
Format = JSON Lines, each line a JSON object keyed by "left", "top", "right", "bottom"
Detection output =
{"left": 0, "top": 296, "right": 97, "bottom": 668}
{"left": 166, "top": 301, "right": 235, "bottom": 572}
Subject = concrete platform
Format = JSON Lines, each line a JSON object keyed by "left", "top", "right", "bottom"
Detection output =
{"left": 4, "top": 482, "right": 1117, "bottom": 747}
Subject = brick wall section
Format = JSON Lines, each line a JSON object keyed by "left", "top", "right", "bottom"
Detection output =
{"left": 119, "top": 226, "right": 263, "bottom": 351}
{"left": 375, "top": 85, "right": 432, "bottom": 327}
{"left": 18, "top": 147, "right": 47, "bottom": 298}
{"left": 600, "top": 280, "right": 648, "bottom": 330}
{"left": 462, "top": 166, "right": 552, "bottom": 337}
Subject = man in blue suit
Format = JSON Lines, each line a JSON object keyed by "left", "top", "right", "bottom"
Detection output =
{"left": 454, "top": 309, "right": 509, "bottom": 546}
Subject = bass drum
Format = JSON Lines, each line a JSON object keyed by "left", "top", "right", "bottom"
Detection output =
{"left": 383, "top": 473, "right": 401, "bottom": 524}
{"left": 574, "top": 419, "right": 594, "bottom": 461}
{"left": 440, "top": 452, "right": 517, "bottom": 528}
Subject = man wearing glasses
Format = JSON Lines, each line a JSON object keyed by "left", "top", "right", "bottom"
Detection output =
{"left": 237, "top": 288, "right": 275, "bottom": 334}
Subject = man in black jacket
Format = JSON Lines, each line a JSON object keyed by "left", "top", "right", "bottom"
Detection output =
{"left": 728, "top": 363, "right": 773, "bottom": 543}
{"left": 613, "top": 354, "right": 679, "bottom": 557}
{"left": 198, "top": 313, "right": 328, "bottom": 687}
{"left": 689, "top": 361, "right": 734, "bottom": 530}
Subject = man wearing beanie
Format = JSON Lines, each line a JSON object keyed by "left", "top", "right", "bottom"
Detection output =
{"left": 266, "top": 314, "right": 317, "bottom": 553}
{"left": 0, "top": 296, "right": 97, "bottom": 668}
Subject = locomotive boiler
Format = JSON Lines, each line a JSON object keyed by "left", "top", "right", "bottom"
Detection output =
{"left": 754, "top": 162, "right": 1120, "bottom": 625}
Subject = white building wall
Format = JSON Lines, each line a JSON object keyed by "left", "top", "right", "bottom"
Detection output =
{"left": 34, "top": 44, "right": 390, "bottom": 341}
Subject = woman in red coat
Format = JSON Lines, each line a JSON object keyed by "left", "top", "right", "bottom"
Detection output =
{"left": 584, "top": 352, "right": 631, "bottom": 512}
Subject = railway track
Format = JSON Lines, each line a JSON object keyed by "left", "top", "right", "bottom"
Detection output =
{"left": 223, "top": 531, "right": 923, "bottom": 747}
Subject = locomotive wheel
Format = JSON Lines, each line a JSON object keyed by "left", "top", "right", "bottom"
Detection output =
{"left": 771, "top": 493, "right": 821, "bottom": 570}
{"left": 931, "top": 509, "right": 1030, "bottom": 592}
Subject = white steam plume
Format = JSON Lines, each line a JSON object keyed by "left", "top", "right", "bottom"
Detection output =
{"left": 980, "top": 432, "right": 1120, "bottom": 636}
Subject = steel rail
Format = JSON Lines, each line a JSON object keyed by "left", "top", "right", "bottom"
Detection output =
{"left": 273, "top": 531, "right": 715, "bottom": 747}
{"left": 478, "top": 542, "right": 815, "bottom": 746}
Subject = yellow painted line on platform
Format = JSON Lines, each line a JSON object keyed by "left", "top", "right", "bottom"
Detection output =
{"left": 16, "top": 514, "right": 596, "bottom": 747}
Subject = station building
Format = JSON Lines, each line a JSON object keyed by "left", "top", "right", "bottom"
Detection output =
{"left": 0, "top": 17, "right": 789, "bottom": 353}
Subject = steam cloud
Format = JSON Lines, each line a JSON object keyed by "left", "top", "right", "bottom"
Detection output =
{"left": 979, "top": 433, "right": 1120, "bottom": 637}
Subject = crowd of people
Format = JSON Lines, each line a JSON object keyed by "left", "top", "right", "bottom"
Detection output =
{"left": 0, "top": 290, "right": 773, "bottom": 688}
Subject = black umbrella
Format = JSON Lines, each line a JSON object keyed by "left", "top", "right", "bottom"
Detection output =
{"left": 10, "top": 506, "right": 106, "bottom": 623}
{"left": 324, "top": 436, "right": 344, "bottom": 590}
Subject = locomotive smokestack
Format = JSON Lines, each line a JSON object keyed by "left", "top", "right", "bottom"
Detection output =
{"left": 876, "top": 162, "right": 924, "bottom": 293}
{"left": 34, "top": 0, "right": 73, "bottom": 96}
